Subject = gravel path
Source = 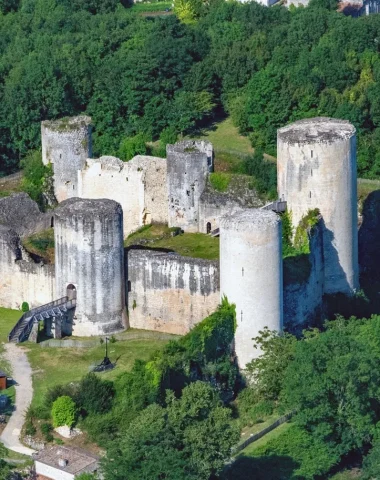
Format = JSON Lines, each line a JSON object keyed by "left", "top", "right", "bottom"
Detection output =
{"left": 0, "top": 343, "right": 35, "bottom": 456}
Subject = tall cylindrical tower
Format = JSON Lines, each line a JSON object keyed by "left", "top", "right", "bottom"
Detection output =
{"left": 41, "top": 116, "right": 92, "bottom": 202}
{"left": 277, "top": 117, "right": 358, "bottom": 295}
{"left": 220, "top": 209, "right": 283, "bottom": 368}
{"left": 166, "top": 140, "right": 211, "bottom": 232}
{"left": 54, "top": 198, "right": 127, "bottom": 336}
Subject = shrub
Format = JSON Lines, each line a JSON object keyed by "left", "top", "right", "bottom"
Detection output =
{"left": 21, "top": 301, "right": 29, "bottom": 313}
{"left": 109, "top": 299, "right": 237, "bottom": 437}
{"left": 41, "top": 422, "right": 54, "bottom": 442}
{"left": 25, "top": 419, "right": 36, "bottom": 436}
{"left": 118, "top": 133, "right": 148, "bottom": 162}
{"left": 236, "top": 388, "right": 274, "bottom": 426}
{"left": 209, "top": 172, "right": 231, "bottom": 192}
{"left": 244, "top": 149, "right": 277, "bottom": 199}
{"left": 44, "top": 383, "right": 78, "bottom": 409}
{"left": 160, "top": 127, "right": 178, "bottom": 147}
{"left": 20, "top": 150, "right": 51, "bottom": 207}
{"left": 52, "top": 396, "right": 77, "bottom": 428}
{"left": 77, "top": 373, "right": 115, "bottom": 415}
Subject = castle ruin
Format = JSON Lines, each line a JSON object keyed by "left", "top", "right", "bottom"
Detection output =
{"left": 0, "top": 116, "right": 359, "bottom": 368}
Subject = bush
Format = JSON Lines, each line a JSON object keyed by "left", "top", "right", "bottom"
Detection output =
{"left": 52, "top": 396, "right": 77, "bottom": 428}
{"left": 44, "top": 383, "right": 78, "bottom": 410}
{"left": 21, "top": 301, "right": 29, "bottom": 313}
{"left": 253, "top": 424, "right": 339, "bottom": 479}
{"left": 41, "top": 422, "right": 54, "bottom": 442}
{"left": 236, "top": 388, "right": 274, "bottom": 426}
{"left": 25, "top": 419, "right": 36, "bottom": 436}
{"left": 118, "top": 133, "right": 148, "bottom": 162}
{"left": 244, "top": 149, "right": 277, "bottom": 199}
{"left": 77, "top": 373, "right": 115, "bottom": 415}
{"left": 209, "top": 172, "right": 231, "bottom": 192}
{"left": 112, "top": 299, "right": 237, "bottom": 433}
{"left": 20, "top": 150, "right": 51, "bottom": 207}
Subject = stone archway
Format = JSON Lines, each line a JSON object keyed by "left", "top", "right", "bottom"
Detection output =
{"left": 66, "top": 284, "right": 77, "bottom": 301}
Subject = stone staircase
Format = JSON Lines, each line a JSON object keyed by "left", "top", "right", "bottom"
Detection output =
{"left": 8, "top": 297, "right": 76, "bottom": 343}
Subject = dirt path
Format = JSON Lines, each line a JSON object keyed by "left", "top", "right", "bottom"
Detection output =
{"left": 0, "top": 343, "right": 35, "bottom": 456}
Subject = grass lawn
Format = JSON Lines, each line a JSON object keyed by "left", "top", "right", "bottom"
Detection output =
{"left": 189, "top": 118, "right": 253, "bottom": 173}
{"left": 191, "top": 118, "right": 253, "bottom": 156}
{"left": 237, "top": 421, "right": 292, "bottom": 457}
{"left": 125, "top": 224, "right": 220, "bottom": 260}
{"left": 26, "top": 333, "right": 171, "bottom": 408}
{"left": 0, "top": 172, "right": 22, "bottom": 198}
{"left": 238, "top": 412, "right": 281, "bottom": 444}
{"left": 329, "top": 471, "right": 362, "bottom": 480}
{"left": 0, "top": 308, "right": 21, "bottom": 373}
{"left": 0, "top": 308, "right": 20, "bottom": 344}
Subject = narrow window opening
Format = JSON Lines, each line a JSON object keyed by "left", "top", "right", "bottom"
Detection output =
{"left": 311, "top": 169, "right": 313, "bottom": 176}
{"left": 206, "top": 222, "right": 211, "bottom": 234}
{"left": 51, "top": 217, "right": 54, "bottom": 228}
{"left": 241, "top": 310, "right": 243, "bottom": 323}
{"left": 128, "top": 281, "right": 131, "bottom": 293}
{"left": 309, "top": 191, "right": 312, "bottom": 198}
{"left": 242, "top": 267, "right": 244, "bottom": 277}
{"left": 311, "top": 150, "right": 313, "bottom": 158}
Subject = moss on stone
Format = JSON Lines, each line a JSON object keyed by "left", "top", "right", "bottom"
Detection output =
{"left": 22, "top": 228, "right": 55, "bottom": 263}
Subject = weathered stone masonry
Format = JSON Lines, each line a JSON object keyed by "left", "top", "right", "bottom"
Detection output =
{"left": 127, "top": 249, "right": 220, "bottom": 335}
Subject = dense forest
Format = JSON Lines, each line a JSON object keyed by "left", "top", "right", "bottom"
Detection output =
{"left": 3, "top": 0, "right": 380, "bottom": 178}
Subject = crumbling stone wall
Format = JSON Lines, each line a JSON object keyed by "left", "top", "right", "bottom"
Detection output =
{"left": 0, "top": 193, "right": 52, "bottom": 237}
{"left": 78, "top": 155, "right": 168, "bottom": 237}
{"left": 41, "top": 116, "right": 92, "bottom": 202}
{"left": 0, "top": 226, "right": 55, "bottom": 309}
{"left": 126, "top": 249, "right": 220, "bottom": 334}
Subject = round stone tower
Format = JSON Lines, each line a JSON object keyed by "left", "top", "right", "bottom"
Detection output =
{"left": 220, "top": 209, "right": 283, "bottom": 368}
{"left": 41, "top": 116, "right": 92, "bottom": 203}
{"left": 166, "top": 140, "right": 212, "bottom": 232}
{"left": 54, "top": 198, "right": 127, "bottom": 336}
{"left": 277, "top": 117, "right": 358, "bottom": 295}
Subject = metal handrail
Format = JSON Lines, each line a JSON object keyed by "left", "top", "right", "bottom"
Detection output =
{"left": 8, "top": 297, "right": 76, "bottom": 343}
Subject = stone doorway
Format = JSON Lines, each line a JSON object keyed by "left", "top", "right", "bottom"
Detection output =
{"left": 66, "top": 284, "right": 77, "bottom": 300}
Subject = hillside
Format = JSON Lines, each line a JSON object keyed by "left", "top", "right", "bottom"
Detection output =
{"left": 2, "top": 0, "right": 380, "bottom": 180}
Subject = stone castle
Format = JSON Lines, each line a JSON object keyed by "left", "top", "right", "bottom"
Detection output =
{"left": 0, "top": 116, "right": 359, "bottom": 368}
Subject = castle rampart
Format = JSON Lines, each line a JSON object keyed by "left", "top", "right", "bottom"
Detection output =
{"left": 0, "top": 226, "right": 55, "bottom": 310}
{"left": 127, "top": 249, "right": 220, "bottom": 335}
{"left": 77, "top": 155, "right": 168, "bottom": 236}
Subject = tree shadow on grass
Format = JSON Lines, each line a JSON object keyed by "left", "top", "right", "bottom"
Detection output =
{"left": 222, "top": 454, "right": 300, "bottom": 480}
